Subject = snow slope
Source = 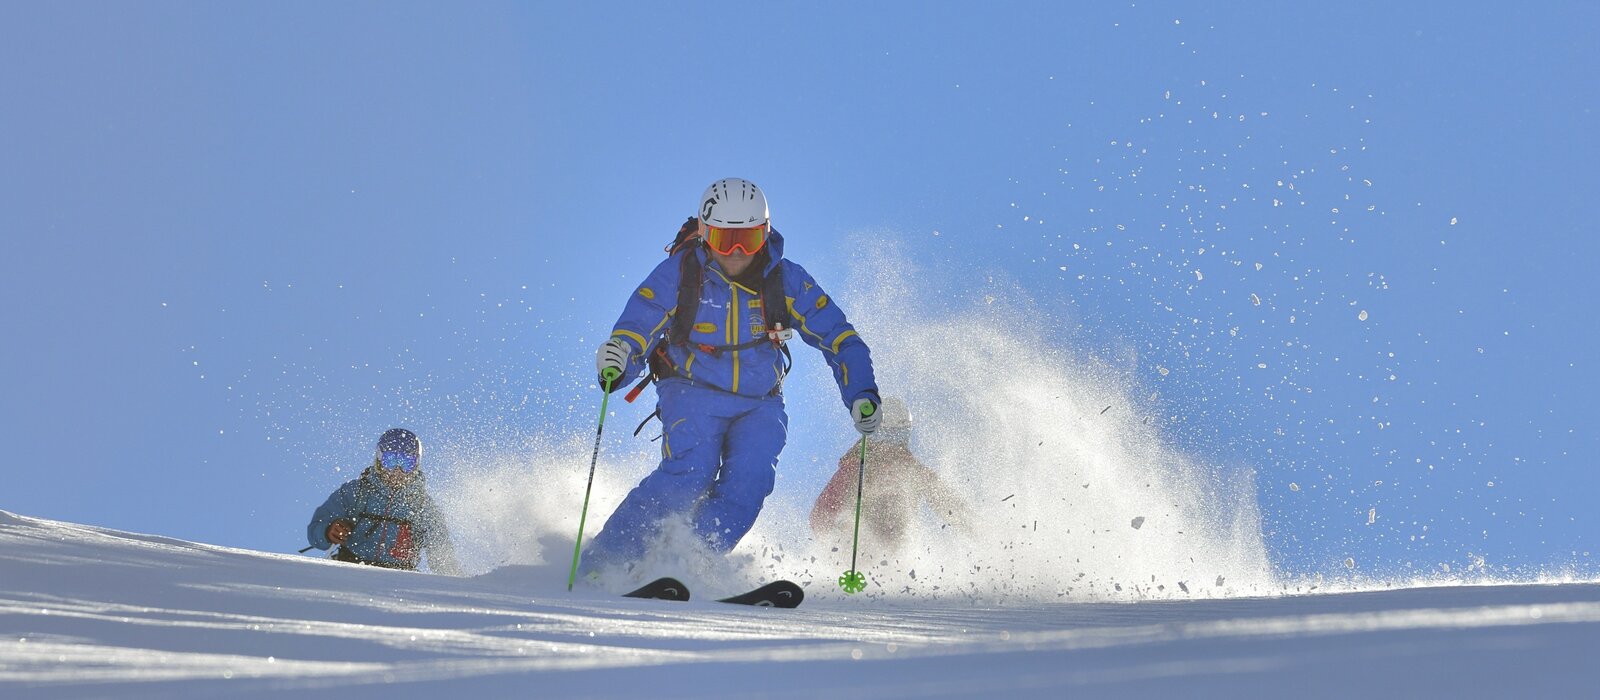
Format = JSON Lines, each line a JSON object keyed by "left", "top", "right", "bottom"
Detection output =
{"left": 2, "top": 510, "right": 1596, "bottom": 699}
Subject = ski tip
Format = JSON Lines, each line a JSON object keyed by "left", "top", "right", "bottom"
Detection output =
{"left": 623, "top": 576, "right": 691, "bottom": 602}
{"left": 717, "top": 580, "right": 804, "bottom": 608}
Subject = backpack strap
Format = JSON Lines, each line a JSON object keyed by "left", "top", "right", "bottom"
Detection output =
{"left": 622, "top": 225, "right": 705, "bottom": 404}
{"left": 667, "top": 245, "right": 705, "bottom": 349}
{"left": 761, "top": 259, "right": 794, "bottom": 376}
{"left": 758, "top": 258, "right": 786, "bottom": 328}
{"left": 355, "top": 512, "right": 414, "bottom": 527}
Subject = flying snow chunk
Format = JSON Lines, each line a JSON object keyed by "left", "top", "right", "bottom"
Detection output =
{"left": 1289, "top": 482, "right": 1300, "bottom": 492}
{"left": 1131, "top": 516, "right": 1146, "bottom": 530}
{"left": 1250, "top": 293, "right": 1262, "bottom": 306}
{"left": 1359, "top": 310, "right": 1370, "bottom": 321}
{"left": 1367, "top": 508, "right": 1377, "bottom": 525}
{"left": 1344, "top": 557, "right": 1356, "bottom": 569}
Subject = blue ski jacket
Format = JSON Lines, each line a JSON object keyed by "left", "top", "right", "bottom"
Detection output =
{"left": 307, "top": 468, "right": 461, "bottom": 576}
{"left": 607, "top": 230, "right": 878, "bottom": 408}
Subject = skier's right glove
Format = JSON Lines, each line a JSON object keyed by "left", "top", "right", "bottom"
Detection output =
{"left": 852, "top": 398, "right": 881, "bottom": 435}
{"left": 595, "top": 338, "right": 631, "bottom": 391}
{"left": 326, "top": 519, "right": 354, "bottom": 546}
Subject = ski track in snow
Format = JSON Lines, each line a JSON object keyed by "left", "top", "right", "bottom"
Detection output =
{"left": 2, "top": 510, "right": 1597, "bottom": 698}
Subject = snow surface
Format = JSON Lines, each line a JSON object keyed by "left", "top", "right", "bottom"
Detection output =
{"left": 3, "top": 510, "right": 1597, "bottom": 699}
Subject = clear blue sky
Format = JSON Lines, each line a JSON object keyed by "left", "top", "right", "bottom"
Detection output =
{"left": 3, "top": 2, "right": 1595, "bottom": 578}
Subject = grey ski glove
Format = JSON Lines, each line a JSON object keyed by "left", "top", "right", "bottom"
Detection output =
{"left": 852, "top": 398, "right": 880, "bottom": 435}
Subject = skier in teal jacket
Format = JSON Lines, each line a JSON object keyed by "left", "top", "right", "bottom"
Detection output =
{"left": 307, "top": 428, "right": 461, "bottom": 575}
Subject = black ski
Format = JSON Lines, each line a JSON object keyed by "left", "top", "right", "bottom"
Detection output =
{"left": 622, "top": 578, "right": 803, "bottom": 608}
{"left": 623, "top": 576, "right": 691, "bottom": 602}
{"left": 717, "top": 580, "right": 804, "bottom": 608}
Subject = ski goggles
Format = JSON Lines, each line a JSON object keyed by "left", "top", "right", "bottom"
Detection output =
{"left": 703, "top": 222, "right": 768, "bottom": 256}
{"left": 380, "top": 450, "right": 419, "bottom": 473}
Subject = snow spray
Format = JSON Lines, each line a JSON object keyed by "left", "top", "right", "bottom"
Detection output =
{"left": 759, "top": 239, "right": 1281, "bottom": 602}
{"left": 421, "top": 239, "right": 1279, "bottom": 600}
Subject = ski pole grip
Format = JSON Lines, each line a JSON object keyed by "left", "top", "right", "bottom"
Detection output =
{"left": 601, "top": 367, "right": 620, "bottom": 387}
{"left": 860, "top": 402, "right": 874, "bottom": 417}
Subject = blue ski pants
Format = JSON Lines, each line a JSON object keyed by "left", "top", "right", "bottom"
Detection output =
{"left": 585, "top": 379, "right": 788, "bottom": 569}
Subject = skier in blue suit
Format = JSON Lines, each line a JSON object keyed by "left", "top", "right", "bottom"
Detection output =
{"left": 584, "top": 177, "right": 881, "bottom": 576}
{"left": 307, "top": 428, "right": 461, "bottom": 575}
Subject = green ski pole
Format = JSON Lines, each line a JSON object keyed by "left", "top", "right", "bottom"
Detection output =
{"left": 838, "top": 403, "right": 874, "bottom": 594}
{"left": 568, "top": 367, "right": 620, "bottom": 591}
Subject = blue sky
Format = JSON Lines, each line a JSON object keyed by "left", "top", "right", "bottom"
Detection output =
{"left": 2, "top": 2, "right": 1595, "bottom": 578}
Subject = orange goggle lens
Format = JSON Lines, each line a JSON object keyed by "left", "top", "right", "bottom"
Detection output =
{"left": 704, "top": 223, "right": 768, "bottom": 255}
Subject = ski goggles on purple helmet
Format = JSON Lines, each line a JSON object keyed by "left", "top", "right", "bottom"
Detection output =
{"left": 376, "top": 428, "right": 421, "bottom": 472}
{"left": 380, "top": 450, "right": 419, "bottom": 472}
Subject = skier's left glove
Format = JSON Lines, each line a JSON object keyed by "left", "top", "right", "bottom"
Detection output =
{"left": 852, "top": 398, "right": 880, "bottom": 435}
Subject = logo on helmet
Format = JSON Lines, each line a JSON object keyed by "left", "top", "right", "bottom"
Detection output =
{"left": 699, "top": 178, "right": 768, "bottom": 227}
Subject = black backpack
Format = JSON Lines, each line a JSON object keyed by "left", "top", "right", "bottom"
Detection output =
{"left": 623, "top": 216, "right": 794, "bottom": 408}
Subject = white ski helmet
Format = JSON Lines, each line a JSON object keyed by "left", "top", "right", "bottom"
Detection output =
{"left": 699, "top": 178, "right": 769, "bottom": 228}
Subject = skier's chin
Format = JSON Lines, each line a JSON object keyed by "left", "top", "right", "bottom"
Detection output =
{"left": 716, "top": 252, "right": 755, "bottom": 276}
{"left": 379, "top": 470, "right": 415, "bottom": 487}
